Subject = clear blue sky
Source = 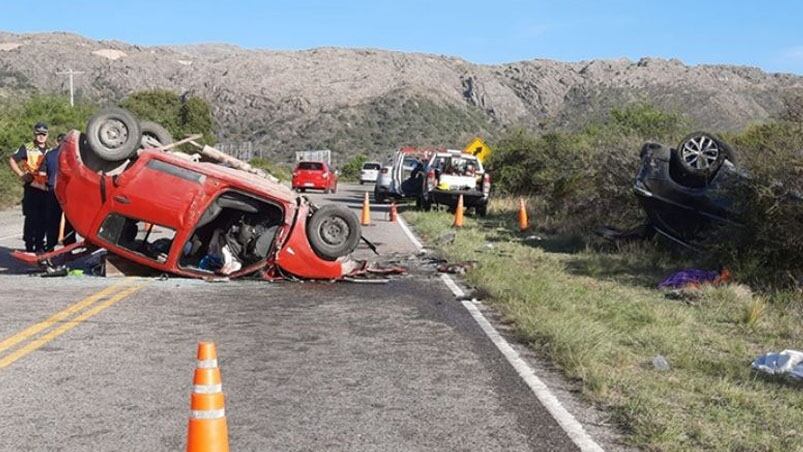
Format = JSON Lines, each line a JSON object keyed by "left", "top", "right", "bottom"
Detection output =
{"left": 1, "top": 0, "right": 802, "bottom": 74}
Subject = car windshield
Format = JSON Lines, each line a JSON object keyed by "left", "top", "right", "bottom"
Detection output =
{"left": 297, "top": 162, "right": 323, "bottom": 171}
{"left": 363, "top": 163, "right": 381, "bottom": 170}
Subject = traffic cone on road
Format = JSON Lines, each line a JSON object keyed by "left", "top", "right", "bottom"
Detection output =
{"left": 360, "top": 192, "right": 372, "bottom": 226}
{"left": 518, "top": 198, "right": 529, "bottom": 232}
{"left": 452, "top": 195, "right": 464, "bottom": 228}
{"left": 388, "top": 202, "right": 398, "bottom": 223}
{"left": 186, "top": 342, "right": 229, "bottom": 452}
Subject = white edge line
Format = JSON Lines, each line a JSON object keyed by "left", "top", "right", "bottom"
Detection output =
{"left": 398, "top": 214, "right": 604, "bottom": 452}
{"left": 395, "top": 215, "right": 423, "bottom": 250}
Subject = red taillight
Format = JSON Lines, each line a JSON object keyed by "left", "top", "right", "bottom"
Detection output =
{"left": 381, "top": 168, "right": 389, "bottom": 174}
{"left": 482, "top": 173, "right": 491, "bottom": 197}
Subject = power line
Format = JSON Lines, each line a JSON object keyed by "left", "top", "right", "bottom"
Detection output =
{"left": 56, "top": 69, "right": 85, "bottom": 107}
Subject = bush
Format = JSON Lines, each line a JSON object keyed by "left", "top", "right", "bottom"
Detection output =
{"left": 0, "top": 95, "right": 97, "bottom": 208}
{"left": 710, "top": 121, "right": 803, "bottom": 287}
{"left": 120, "top": 90, "right": 216, "bottom": 146}
{"left": 249, "top": 157, "right": 292, "bottom": 182}
{"left": 340, "top": 154, "right": 368, "bottom": 181}
{"left": 489, "top": 104, "right": 687, "bottom": 234}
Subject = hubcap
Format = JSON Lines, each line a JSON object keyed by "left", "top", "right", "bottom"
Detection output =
{"left": 98, "top": 119, "right": 129, "bottom": 148}
{"left": 681, "top": 136, "right": 720, "bottom": 170}
{"left": 319, "top": 216, "right": 349, "bottom": 247}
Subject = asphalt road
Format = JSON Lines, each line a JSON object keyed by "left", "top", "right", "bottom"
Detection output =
{"left": 0, "top": 184, "right": 588, "bottom": 451}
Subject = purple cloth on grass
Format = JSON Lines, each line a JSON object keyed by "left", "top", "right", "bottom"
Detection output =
{"left": 658, "top": 269, "right": 720, "bottom": 289}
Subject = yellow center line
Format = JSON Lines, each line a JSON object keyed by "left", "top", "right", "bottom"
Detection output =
{"left": 0, "top": 284, "right": 144, "bottom": 369}
{"left": 0, "top": 279, "right": 131, "bottom": 354}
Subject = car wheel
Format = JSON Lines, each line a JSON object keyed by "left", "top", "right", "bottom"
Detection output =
{"left": 307, "top": 204, "right": 361, "bottom": 260}
{"left": 85, "top": 107, "right": 142, "bottom": 162}
{"left": 359, "top": 181, "right": 364, "bottom": 185}
{"left": 299, "top": 188, "right": 306, "bottom": 193}
{"left": 476, "top": 205, "right": 488, "bottom": 217}
{"left": 332, "top": 184, "right": 337, "bottom": 194}
{"left": 673, "top": 132, "right": 734, "bottom": 178}
{"left": 140, "top": 121, "right": 173, "bottom": 149}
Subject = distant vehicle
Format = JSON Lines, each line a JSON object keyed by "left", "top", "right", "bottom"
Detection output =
{"left": 375, "top": 147, "right": 437, "bottom": 203}
{"left": 634, "top": 132, "right": 744, "bottom": 248}
{"left": 373, "top": 163, "right": 393, "bottom": 203}
{"left": 295, "top": 149, "right": 331, "bottom": 165}
{"left": 418, "top": 150, "right": 491, "bottom": 216}
{"left": 359, "top": 161, "right": 381, "bottom": 185}
{"left": 45, "top": 108, "right": 362, "bottom": 280}
{"left": 292, "top": 161, "right": 338, "bottom": 194}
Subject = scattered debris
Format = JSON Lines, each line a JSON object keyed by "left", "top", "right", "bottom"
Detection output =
{"left": 437, "top": 231, "right": 456, "bottom": 245}
{"left": 652, "top": 355, "right": 671, "bottom": 372}
{"left": 658, "top": 268, "right": 731, "bottom": 289}
{"left": 752, "top": 350, "right": 803, "bottom": 381}
{"left": 436, "top": 261, "right": 477, "bottom": 275}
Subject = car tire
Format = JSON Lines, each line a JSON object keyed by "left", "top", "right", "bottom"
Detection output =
{"left": 672, "top": 132, "right": 735, "bottom": 178}
{"left": 85, "top": 107, "right": 142, "bottom": 162}
{"left": 140, "top": 120, "right": 173, "bottom": 148}
{"left": 359, "top": 181, "right": 364, "bottom": 185}
{"left": 332, "top": 184, "right": 337, "bottom": 194}
{"left": 307, "top": 204, "right": 361, "bottom": 260}
{"left": 476, "top": 205, "right": 488, "bottom": 217}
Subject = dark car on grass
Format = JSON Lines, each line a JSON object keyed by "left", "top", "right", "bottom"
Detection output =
{"left": 634, "top": 132, "right": 746, "bottom": 248}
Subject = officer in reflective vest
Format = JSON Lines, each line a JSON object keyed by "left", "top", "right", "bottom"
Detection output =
{"left": 8, "top": 122, "right": 51, "bottom": 252}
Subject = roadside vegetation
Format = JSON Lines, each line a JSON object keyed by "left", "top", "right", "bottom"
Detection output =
{"left": 0, "top": 91, "right": 241, "bottom": 209}
{"left": 405, "top": 101, "right": 802, "bottom": 450}
{"left": 405, "top": 205, "right": 802, "bottom": 450}
{"left": 248, "top": 157, "right": 292, "bottom": 182}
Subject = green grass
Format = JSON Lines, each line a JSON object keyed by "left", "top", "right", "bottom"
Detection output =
{"left": 405, "top": 199, "right": 803, "bottom": 451}
{"left": 0, "top": 164, "right": 22, "bottom": 209}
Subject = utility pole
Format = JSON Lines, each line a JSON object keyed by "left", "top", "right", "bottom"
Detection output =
{"left": 56, "top": 69, "right": 84, "bottom": 107}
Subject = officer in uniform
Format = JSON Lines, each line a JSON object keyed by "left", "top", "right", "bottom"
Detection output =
{"left": 8, "top": 122, "right": 51, "bottom": 252}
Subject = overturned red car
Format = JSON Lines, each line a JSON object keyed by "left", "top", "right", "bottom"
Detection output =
{"left": 35, "top": 108, "right": 363, "bottom": 280}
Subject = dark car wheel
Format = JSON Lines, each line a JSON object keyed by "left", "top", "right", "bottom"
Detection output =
{"left": 476, "top": 205, "right": 488, "bottom": 217}
{"left": 85, "top": 107, "right": 142, "bottom": 162}
{"left": 140, "top": 120, "right": 173, "bottom": 148}
{"left": 673, "top": 132, "right": 734, "bottom": 177}
{"left": 307, "top": 205, "right": 361, "bottom": 260}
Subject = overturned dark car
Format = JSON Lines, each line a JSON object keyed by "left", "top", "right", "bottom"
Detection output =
{"left": 633, "top": 132, "right": 746, "bottom": 249}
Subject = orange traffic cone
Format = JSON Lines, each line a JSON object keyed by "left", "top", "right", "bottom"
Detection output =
{"left": 360, "top": 192, "right": 372, "bottom": 226}
{"left": 518, "top": 198, "right": 529, "bottom": 232}
{"left": 389, "top": 202, "right": 398, "bottom": 223}
{"left": 452, "top": 195, "right": 464, "bottom": 228}
{"left": 186, "top": 342, "right": 229, "bottom": 452}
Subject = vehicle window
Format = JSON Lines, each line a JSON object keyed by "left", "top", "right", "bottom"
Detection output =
{"left": 98, "top": 213, "right": 176, "bottom": 263}
{"left": 362, "top": 163, "right": 381, "bottom": 170}
{"left": 297, "top": 162, "right": 323, "bottom": 171}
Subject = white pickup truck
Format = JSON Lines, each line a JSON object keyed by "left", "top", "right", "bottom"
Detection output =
{"left": 418, "top": 150, "right": 491, "bottom": 216}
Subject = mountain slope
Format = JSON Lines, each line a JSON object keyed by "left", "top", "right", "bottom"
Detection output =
{"left": 1, "top": 31, "right": 801, "bottom": 162}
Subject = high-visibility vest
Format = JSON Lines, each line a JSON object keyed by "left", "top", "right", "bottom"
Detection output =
{"left": 21, "top": 142, "right": 48, "bottom": 191}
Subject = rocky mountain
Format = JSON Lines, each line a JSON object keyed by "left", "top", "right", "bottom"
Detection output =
{"left": 1, "top": 31, "right": 802, "bottom": 162}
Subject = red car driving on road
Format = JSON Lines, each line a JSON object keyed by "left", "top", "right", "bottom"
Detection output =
{"left": 292, "top": 161, "right": 338, "bottom": 193}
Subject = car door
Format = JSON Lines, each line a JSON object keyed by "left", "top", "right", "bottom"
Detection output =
{"left": 95, "top": 156, "right": 208, "bottom": 268}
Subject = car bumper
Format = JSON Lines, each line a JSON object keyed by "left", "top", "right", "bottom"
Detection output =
{"left": 429, "top": 189, "right": 487, "bottom": 207}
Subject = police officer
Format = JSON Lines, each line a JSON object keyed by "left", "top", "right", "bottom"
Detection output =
{"left": 43, "top": 133, "right": 75, "bottom": 251}
{"left": 8, "top": 122, "right": 51, "bottom": 253}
